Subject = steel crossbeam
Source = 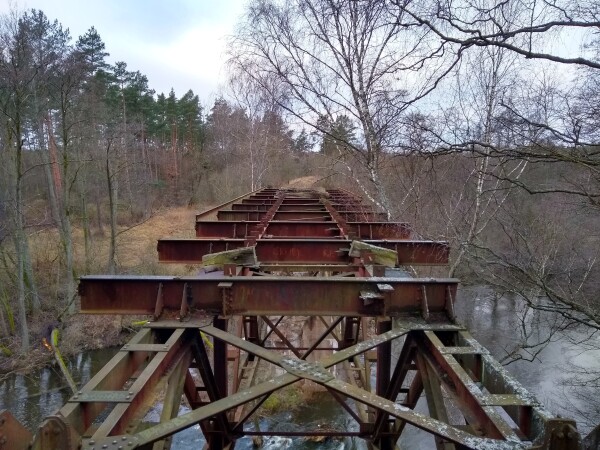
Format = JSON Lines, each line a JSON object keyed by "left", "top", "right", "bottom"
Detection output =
{"left": 78, "top": 275, "right": 458, "bottom": 317}
{"left": 195, "top": 220, "right": 410, "bottom": 238}
{"left": 157, "top": 238, "right": 449, "bottom": 265}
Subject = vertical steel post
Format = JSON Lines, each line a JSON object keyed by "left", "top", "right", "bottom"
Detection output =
{"left": 375, "top": 318, "right": 393, "bottom": 450}
{"left": 214, "top": 317, "right": 229, "bottom": 399}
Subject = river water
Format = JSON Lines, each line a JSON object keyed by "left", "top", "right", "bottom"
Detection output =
{"left": 1, "top": 285, "right": 598, "bottom": 448}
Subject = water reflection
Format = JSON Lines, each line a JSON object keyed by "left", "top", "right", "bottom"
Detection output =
{"left": 0, "top": 347, "right": 118, "bottom": 430}
{"left": 455, "top": 285, "right": 600, "bottom": 434}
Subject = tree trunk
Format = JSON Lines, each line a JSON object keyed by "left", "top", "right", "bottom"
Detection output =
{"left": 79, "top": 175, "right": 92, "bottom": 274}
{"left": 13, "top": 123, "right": 30, "bottom": 350}
{"left": 106, "top": 143, "right": 118, "bottom": 274}
{"left": 13, "top": 231, "right": 29, "bottom": 350}
{"left": 22, "top": 238, "right": 40, "bottom": 314}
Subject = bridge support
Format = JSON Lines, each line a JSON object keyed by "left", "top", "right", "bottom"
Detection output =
{"left": 11, "top": 188, "right": 583, "bottom": 450}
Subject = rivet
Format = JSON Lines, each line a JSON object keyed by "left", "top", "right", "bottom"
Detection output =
{"left": 113, "top": 440, "right": 117, "bottom": 445}
{"left": 89, "top": 441, "right": 95, "bottom": 445}
{"left": 129, "top": 391, "right": 133, "bottom": 395}
{"left": 102, "top": 445, "right": 108, "bottom": 449}
{"left": 122, "top": 436, "right": 127, "bottom": 441}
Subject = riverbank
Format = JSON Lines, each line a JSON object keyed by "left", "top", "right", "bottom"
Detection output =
{"left": 0, "top": 206, "right": 200, "bottom": 375}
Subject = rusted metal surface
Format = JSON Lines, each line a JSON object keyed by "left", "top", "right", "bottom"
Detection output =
{"left": 0, "top": 410, "right": 32, "bottom": 450}
{"left": 79, "top": 275, "right": 458, "bottom": 317}
{"left": 195, "top": 219, "right": 410, "bottom": 239}
{"left": 157, "top": 238, "right": 449, "bottom": 264}
{"left": 22, "top": 187, "right": 582, "bottom": 450}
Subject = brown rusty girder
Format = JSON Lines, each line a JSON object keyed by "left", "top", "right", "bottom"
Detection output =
{"left": 157, "top": 238, "right": 449, "bottom": 265}
{"left": 78, "top": 275, "right": 458, "bottom": 317}
{"left": 17, "top": 187, "right": 582, "bottom": 450}
{"left": 195, "top": 220, "right": 410, "bottom": 239}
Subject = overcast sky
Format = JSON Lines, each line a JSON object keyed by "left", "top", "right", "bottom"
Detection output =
{"left": 1, "top": 0, "right": 247, "bottom": 103}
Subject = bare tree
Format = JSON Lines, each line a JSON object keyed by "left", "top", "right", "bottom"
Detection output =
{"left": 0, "top": 10, "right": 35, "bottom": 349}
{"left": 228, "top": 73, "right": 277, "bottom": 190}
{"left": 395, "top": 0, "right": 600, "bottom": 69}
{"left": 229, "top": 0, "right": 462, "bottom": 216}
{"left": 443, "top": 1, "right": 529, "bottom": 276}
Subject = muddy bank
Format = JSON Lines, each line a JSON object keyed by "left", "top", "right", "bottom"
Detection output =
{"left": 1, "top": 314, "right": 133, "bottom": 375}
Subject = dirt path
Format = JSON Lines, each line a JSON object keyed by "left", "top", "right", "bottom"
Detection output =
{"left": 284, "top": 176, "right": 323, "bottom": 189}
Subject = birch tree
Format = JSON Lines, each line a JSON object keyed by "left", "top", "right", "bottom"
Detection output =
{"left": 230, "top": 0, "right": 458, "bottom": 216}
{"left": 443, "top": 1, "right": 529, "bottom": 276}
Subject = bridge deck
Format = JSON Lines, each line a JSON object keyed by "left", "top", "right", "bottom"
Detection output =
{"left": 17, "top": 188, "right": 580, "bottom": 450}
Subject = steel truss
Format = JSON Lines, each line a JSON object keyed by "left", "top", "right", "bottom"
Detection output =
{"left": 11, "top": 188, "right": 581, "bottom": 450}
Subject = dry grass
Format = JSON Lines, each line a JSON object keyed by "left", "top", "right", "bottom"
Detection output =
{"left": 28, "top": 206, "right": 200, "bottom": 280}
{"left": 0, "top": 206, "right": 204, "bottom": 368}
{"left": 108, "top": 206, "right": 197, "bottom": 273}
{"left": 284, "top": 176, "right": 321, "bottom": 189}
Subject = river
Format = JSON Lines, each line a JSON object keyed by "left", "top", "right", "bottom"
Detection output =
{"left": 1, "top": 285, "right": 598, "bottom": 448}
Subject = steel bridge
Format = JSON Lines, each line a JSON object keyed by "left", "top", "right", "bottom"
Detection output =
{"left": 1, "top": 188, "right": 584, "bottom": 449}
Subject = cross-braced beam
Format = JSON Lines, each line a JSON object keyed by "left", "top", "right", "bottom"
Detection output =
{"left": 22, "top": 187, "right": 582, "bottom": 450}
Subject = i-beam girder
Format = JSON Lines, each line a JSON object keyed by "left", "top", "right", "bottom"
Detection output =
{"left": 24, "top": 187, "right": 581, "bottom": 450}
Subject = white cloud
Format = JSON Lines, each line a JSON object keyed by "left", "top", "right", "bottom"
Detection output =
{"left": 1, "top": 0, "right": 247, "bottom": 101}
{"left": 138, "top": 24, "right": 232, "bottom": 97}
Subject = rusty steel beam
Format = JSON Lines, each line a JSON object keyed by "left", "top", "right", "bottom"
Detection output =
{"left": 340, "top": 211, "right": 388, "bottom": 221}
{"left": 196, "top": 221, "right": 409, "bottom": 239}
{"left": 414, "top": 331, "right": 522, "bottom": 441}
{"left": 447, "top": 330, "right": 573, "bottom": 444}
{"left": 45, "top": 328, "right": 155, "bottom": 438}
{"left": 243, "top": 197, "right": 321, "bottom": 205}
{"left": 250, "top": 193, "right": 277, "bottom": 198}
{"left": 157, "top": 238, "right": 449, "bottom": 265}
{"left": 196, "top": 189, "right": 261, "bottom": 220}
{"left": 323, "top": 379, "right": 525, "bottom": 450}
{"left": 331, "top": 204, "right": 377, "bottom": 211}
{"left": 264, "top": 221, "right": 340, "bottom": 237}
{"left": 277, "top": 203, "right": 327, "bottom": 211}
{"left": 78, "top": 275, "right": 458, "bottom": 317}
{"left": 196, "top": 221, "right": 259, "bottom": 238}
{"left": 241, "top": 199, "right": 274, "bottom": 204}
{"left": 233, "top": 203, "right": 327, "bottom": 212}
{"left": 350, "top": 222, "right": 411, "bottom": 239}
{"left": 85, "top": 326, "right": 528, "bottom": 450}
{"left": 216, "top": 210, "right": 267, "bottom": 221}
{"left": 29, "top": 328, "right": 193, "bottom": 450}
{"left": 272, "top": 210, "right": 332, "bottom": 221}
{"left": 239, "top": 200, "right": 370, "bottom": 212}
{"left": 217, "top": 210, "right": 334, "bottom": 221}
{"left": 91, "top": 328, "right": 194, "bottom": 439}
{"left": 232, "top": 203, "right": 272, "bottom": 211}
{"left": 0, "top": 410, "right": 32, "bottom": 450}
